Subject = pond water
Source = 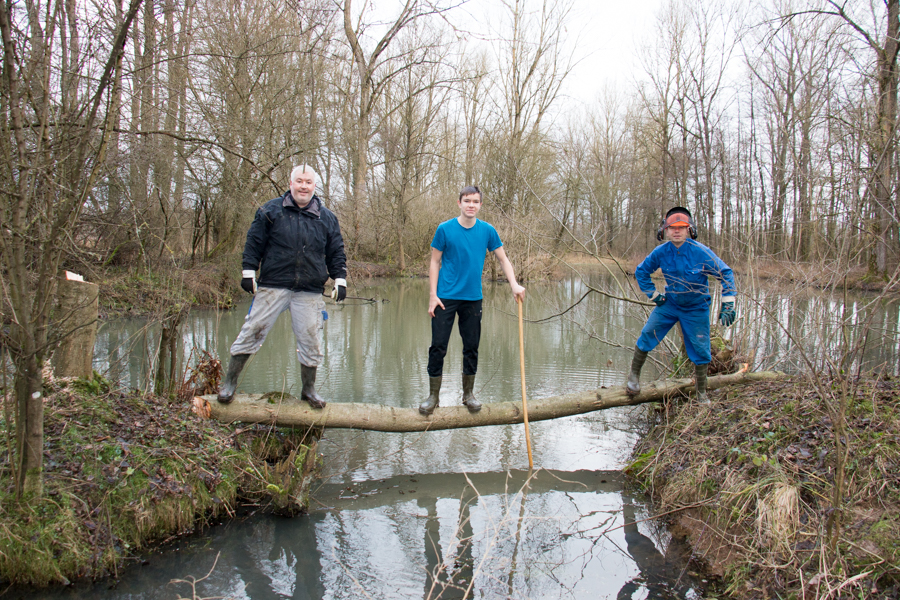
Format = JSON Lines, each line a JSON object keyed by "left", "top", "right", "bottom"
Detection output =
{"left": 30, "top": 270, "right": 900, "bottom": 599}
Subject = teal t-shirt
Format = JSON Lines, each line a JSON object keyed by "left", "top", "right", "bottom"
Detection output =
{"left": 431, "top": 218, "right": 503, "bottom": 300}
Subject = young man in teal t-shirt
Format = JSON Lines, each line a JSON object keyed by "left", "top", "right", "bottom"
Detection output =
{"left": 419, "top": 186, "right": 526, "bottom": 416}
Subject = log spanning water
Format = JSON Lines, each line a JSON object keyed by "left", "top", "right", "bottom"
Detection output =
{"left": 193, "top": 368, "right": 785, "bottom": 432}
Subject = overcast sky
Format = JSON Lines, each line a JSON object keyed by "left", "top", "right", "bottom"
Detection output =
{"left": 560, "top": 0, "right": 663, "bottom": 105}
{"left": 456, "top": 0, "right": 666, "bottom": 107}
{"left": 362, "top": 0, "right": 666, "bottom": 110}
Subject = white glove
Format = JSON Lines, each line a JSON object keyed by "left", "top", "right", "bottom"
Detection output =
{"left": 330, "top": 278, "right": 347, "bottom": 302}
{"left": 241, "top": 269, "right": 257, "bottom": 294}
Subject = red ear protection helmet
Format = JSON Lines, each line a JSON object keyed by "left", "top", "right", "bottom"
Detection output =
{"left": 656, "top": 207, "right": 698, "bottom": 241}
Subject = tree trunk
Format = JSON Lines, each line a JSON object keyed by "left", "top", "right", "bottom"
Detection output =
{"left": 52, "top": 279, "right": 100, "bottom": 379}
{"left": 194, "top": 370, "right": 786, "bottom": 431}
{"left": 15, "top": 353, "right": 43, "bottom": 496}
{"left": 872, "top": 0, "right": 899, "bottom": 277}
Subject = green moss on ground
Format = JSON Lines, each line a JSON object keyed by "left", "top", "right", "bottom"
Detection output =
{"left": 628, "top": 375, "right": 900, "bottom": 599}
{"left": 0, "top": 372, "right": 320, "bottom": 587}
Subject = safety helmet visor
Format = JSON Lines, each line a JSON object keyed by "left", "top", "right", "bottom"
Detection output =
{"left": 665, "top": 213, "right": 691, "bottom": 228}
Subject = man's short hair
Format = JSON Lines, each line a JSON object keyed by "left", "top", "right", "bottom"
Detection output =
{"left": 459, "top": 185, "right": 482, "bottom": 201}
{"left": 291, "top": 164, "right": 318, "bottom": 184}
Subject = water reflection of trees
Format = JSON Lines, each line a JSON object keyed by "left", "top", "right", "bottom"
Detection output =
{"left": 551, "top": 270, "right": 900, "bottom": 377}
{"left": 741, "top": 287, "right": 900, "bottom": 375}
{"left": 238, "top": 471, "right": 698, "bottom": 599}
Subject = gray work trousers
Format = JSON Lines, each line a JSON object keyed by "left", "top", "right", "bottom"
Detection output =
{"left": 229, "top": 287, "right": 325, "bottom": 367}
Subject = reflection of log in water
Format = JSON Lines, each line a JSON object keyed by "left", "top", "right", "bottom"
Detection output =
{"left": 195, "top": 369, "right": 785, "bottom": 430}
{"left": 317, "top": 470, "right": 623, "bottom": 511}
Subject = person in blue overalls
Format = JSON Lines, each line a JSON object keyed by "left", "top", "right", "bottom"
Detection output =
{"left": 625, "top": 207, "right": 736, "bottom": 403}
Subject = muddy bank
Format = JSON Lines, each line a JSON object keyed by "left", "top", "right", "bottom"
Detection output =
{"left": 628, "top": 375, "right": 900, "bottom": 598}
{"left": 0, "top": 370, "right": 320, "bottom": 588}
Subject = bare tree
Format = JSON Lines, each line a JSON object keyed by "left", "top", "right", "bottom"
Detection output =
{"left": 483, "top": 0, "right": 574, "bottom": 216}
{"left": 0, "top": 0, "right": 143, "bottom": 496}
{"left": 823, "top": 0, "right": 900, "bottom": 277}
{"left": 376, "top": 30, "right": 453, "bottom": 271}
{"left": 340, "top": 0, "right": 445, "bottom": 255}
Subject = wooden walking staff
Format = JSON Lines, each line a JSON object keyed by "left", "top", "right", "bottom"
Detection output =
{"left": 517, "top": 296, "right": 534, "bottom": 470}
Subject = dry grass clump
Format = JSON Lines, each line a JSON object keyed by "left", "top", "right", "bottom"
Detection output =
{"left": 628, "top": 375, "right": 900, "bottom": 599}
{"left": 756, "top": 482, "right": 799, "bottom": 554}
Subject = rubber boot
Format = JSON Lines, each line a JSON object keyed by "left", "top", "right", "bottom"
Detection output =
{"left": 301, "top": 365, "right": 326, "bottom": 409}
{"left": 625, "top": 348, "right": 648, "bottom": 397}
{"left": 695, "top": 363, "right": 709, "bottom": 403}
{"left": 419, "top": 376, "right": 442, "bottom": 415}
{"left": 462, "top": 374, "right": 482, "bottom": 413}
{"left": 218, "top": 353, "right": 250, "bottom": 404}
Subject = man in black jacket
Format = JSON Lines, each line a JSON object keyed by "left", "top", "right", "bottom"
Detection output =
{"left": 218, "top": 165, "right": 347, "bottom": 407}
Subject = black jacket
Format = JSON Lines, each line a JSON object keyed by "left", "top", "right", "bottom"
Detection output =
{"left": 242, "top": 192, "right": 347, "bottom": 293}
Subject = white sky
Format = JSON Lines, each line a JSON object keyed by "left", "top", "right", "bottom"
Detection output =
{"left": 562, "top": 0, "right": 664, "bottom": 105}
{"left": 463, "top": 0, "right": 666, "bottom": 108}
{"left": 363, "top": 0, "right": 666, "bottom": 108}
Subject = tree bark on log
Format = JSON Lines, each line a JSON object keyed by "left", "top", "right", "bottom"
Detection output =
{"left": 193, "top": 369, "right": 786, "bottom": 432}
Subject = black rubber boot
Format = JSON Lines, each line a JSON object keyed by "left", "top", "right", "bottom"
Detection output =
{"left": 419, "top": 376, "right": 442, "bottom": 415}
{"left": 625, "top": 349, "right": 648, "bottom": 397}
{"left": 301, "top": 365, "right": 326, "bottom": 409}
{"left": 462, "top": 374, "right": 481, "bottom": 412}
{"left": 218, "top": 353, "right": 250, "bottom": 403}
{"left": 695, "top": 363, "right": 709, "bottom": 403}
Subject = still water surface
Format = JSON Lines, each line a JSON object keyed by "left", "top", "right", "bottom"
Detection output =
{"left": 32, "top": 271, "right": 900, "bottom": 599}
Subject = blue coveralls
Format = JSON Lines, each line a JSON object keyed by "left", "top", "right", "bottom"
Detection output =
{"left": 634, "top": 239, "right": 736, "bottom": 365}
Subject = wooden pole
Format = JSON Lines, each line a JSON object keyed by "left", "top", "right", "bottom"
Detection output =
{"left": 517, "top": 297, "right": 534, "bottom": 470}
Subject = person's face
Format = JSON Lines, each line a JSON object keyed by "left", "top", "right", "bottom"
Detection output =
{"left": 290, "top": 170, "right": 316, "bottom": 206}
{"left": 458, "top": 193, "right": 482, "bottom": 218}
{"left": 666, "top": 225, "right": 689, "bottom": 245}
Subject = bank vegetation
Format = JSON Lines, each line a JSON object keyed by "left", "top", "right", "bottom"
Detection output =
{"left": 0, "top": 369, "right": 321, "bottom": 587}
{"left": 629, "top": 375, "right": 900, "bottom": 599}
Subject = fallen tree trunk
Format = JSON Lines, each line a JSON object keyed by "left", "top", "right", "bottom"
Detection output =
{"left": 193, "top": 369, "right": 786, "bottom": 432}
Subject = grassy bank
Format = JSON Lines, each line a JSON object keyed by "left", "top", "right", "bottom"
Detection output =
{"left": 0, "top": 371, "right": 321, "bottom": 587}
{"left": 628, "top": 375, "right": 900, "bottom": 599}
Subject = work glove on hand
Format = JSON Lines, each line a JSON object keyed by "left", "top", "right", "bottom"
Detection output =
{"left": 330, "top": 278, "right": 347, "bottom": 303}
{"left": 651, "top": 291, "right": 666, "bottom": 307}
{"left": 719, "top": 300, "right": 736, "bottom": 326}
{"left": 240, "top": 270, "right": 257, "bottom": 294}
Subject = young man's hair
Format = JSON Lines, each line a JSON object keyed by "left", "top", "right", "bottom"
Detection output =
{"left": 459, "top": 185, "right": 482, "bottom": 201}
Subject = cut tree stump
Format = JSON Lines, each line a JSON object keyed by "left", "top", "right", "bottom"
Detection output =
{"left": 193, "top": 367, "right": 786, "bottom": 432}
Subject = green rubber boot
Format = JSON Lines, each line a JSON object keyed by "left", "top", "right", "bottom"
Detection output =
{"left": 625, "top": 349, "right": 648, "bottom": 397}
{"left": 301, "top": 365, "right": 326, "bottom": 409}
{"left": 218, "top": 353, "right": 250, "bottom": 404}
{"left": 695, "top": 363, "right": 709, "bottom": 403}
{"left": 462, "top": 374, "right": 482, "bottom": 412}
{"left": 419, "top": 376, "right": 442, "bottom": 415}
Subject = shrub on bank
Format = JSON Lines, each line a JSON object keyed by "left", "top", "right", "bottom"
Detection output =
{"left": 628, "top": 376, "right": 900, "bottom": 599}
{"left": 0, "top": 372, "right": 320, "bottom": 587}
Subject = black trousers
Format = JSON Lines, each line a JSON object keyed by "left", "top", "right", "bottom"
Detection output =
{"left": 427, "top": 299, "right": 482, "bottom": 377}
